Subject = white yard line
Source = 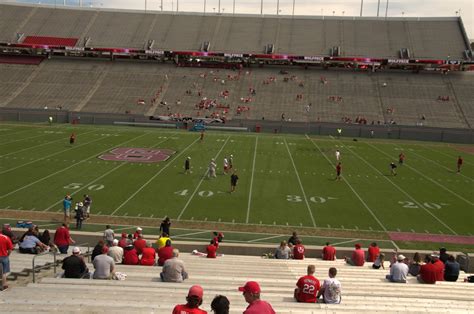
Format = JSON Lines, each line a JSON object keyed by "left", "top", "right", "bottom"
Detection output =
{"left": 248, "top": 234, "right": 284, "bottom": 243}
{"left": 174, "top": 230, "right": 210, "bottom": 238}
{"left": 0, "top": 133, "right": 108, "bottom": 175}
{"left": 0, "top": 133, "right": 150, "bottom": 199}
{"left": 367, "top": 142, "right": 473, "bottom": 206}
{"left": 246, "top": 137, "right": 258, "bottom": 223}
{"left": 284, "top": 138, "right": 316, "bottom": 228}
{"left": 43, "top": 138, "right": 171, "bottom": 211}
{"left": 112, "top": 137, "right": 200, "bottom": 216}
{"left": 306, "top": 135, "right": 388, "bottom": 232}
{"left": 0, "top": 133, "right": 55, "bottom": 146}
{"left": 424, "top": 145, "right": 472, "bottom": 166}
{"left": 331, "top": 239, "right": 360, "bottom": 246}
{"left": 406, "top": 147, "right": 474, "bottom": 182}
{"left": 345, "top": 141, "right": 458, "bottom": 235}
{"left": 177, "top": 136, "right": 230, "bottom": 220}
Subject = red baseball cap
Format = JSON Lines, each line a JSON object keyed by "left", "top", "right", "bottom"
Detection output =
{"left": 188, "top": 285, "right": 204, "bottom": 299}
{"left": 238, "top": 281, "right": 261, "bottom": 294}
{"left": 355, "top": 243, "right": 361, "bottom": 249}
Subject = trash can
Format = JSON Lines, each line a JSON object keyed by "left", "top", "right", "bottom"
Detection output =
{"left": 255, "top": 124, "right": 261, "bottom": 133}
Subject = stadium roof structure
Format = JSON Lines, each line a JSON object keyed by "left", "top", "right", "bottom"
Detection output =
{"left": 0, "top": 2, "right": 472, "bottom": 62}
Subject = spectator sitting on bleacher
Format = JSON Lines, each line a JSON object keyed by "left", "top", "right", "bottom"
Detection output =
{"left": 293, "top": 239, "right": 305, "bottom": 260}
{"left": 62, "top": 247, "right": 89, "bottom": 279}
{"left": 294, "top": 265, "right": 320, "bottom": 303}
{"left": 18, "top": 230, "right": 49, "bottom": 254}
{"left": 92, "top": 246, "right": 115, "bottom": 280}
{"left": 417, "top": 254, "right": 444, "bottom": 284}
{"left": 207, "top": 240, "right": 217, "bottom": 258}
{"left": 385, "top": 255, "right": 409, "bottom": 283}
{"left": 157, "top": 232, "right": 171, "bottom": 249}
{"left": 54, "top": 223, "right": 75, "bottom": 254}
{"left": 140, "top": 242, "right": 156, "bottom": 266}
{"left": 408, "top": 252, "right": 422, "bottom": 276}
{"left": 91, "top": 240, "right": 105, "bottom": 262}
{"left": 275, "top": 241, "right": 291, "bottom": 259}
{"left": 133, "top": 227, "right": 143, "bottom": 240}
{"left": 317, "top": 267, "right": 341, "bottom": 304}
{"left": 322, "top": 242, "right": 336, "bottom": 260}
{"left": 431, "top": 253, "right": 445, "bottom": 281}
{"left": 39, "top": 229, "right": 54, "bottom": 250}
{"left": 239, "top": 281, "right": 275, "bottom": 314}
{"left": 345, "top": 244, "right": 365, "bottom": 266}
{"left": 123, "top": 244, "right": 139, "bottom": 265}
{"left": 367, "top": 242, "right": 380, "bottom": 262}
{"left": 372, "top": 253, "right": 385, "bottom": 270}
{"left": 161, "top": 249, "right": 188, "bottom": 282}
{"left": 0, "top": 230, "right": 13, "bottom": 290}
{"left": 158, "top": 239, "right": 173, "bottom": 266}
{"left": 439, "top": 247, "right": 449, "bottom": 264}
{"left": 108, "top": 239, "right": 123, "bottom": 264}
{"left": 288, "top": 231, "right": 299, "bottom": 247}
{"left": 211, "top": 295, "right": 230, "bottom": 314}
{"left": 134, "top": 234, "right": 147, "bottom": 255}
{"left": 172, "top": 285, "right": 207, "bottom": 314}
{"left": 444, "top": 255, "right": 460, "bottom": 282}
{"left": 118, "top": 233, "right": 129, "bottom": 248}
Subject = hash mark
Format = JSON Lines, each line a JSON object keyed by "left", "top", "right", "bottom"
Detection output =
{"left": 341, "top": 225, "right": 345, "bottom": 229}
{"left": 124, "top": 213, "right": 128, "bottom": 216}
{"left": 232, "top": 219, "right": 235, "bottom": 223}
{"left": 424, "top": 230, "right": 429, "bottom": 233}
{"left": 204, "top": 217, "right": 208, "bottom": 221}
{"left": 327, "top": 224, "right": 331, "bottom": 228}
{"left": 411, "top": 229, "right": 415, "bottom": 233}
{"left": 150, "top": 214, "right": 153, "bottom": 218}
{"left": 137, "top": 214, "right": 141, "bottom": 217}
{"left": 17, "top": 207, "right": 22, "bottom": 210}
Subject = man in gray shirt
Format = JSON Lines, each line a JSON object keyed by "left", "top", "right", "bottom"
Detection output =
{"left": 103, "top": 225, "right": 114, "bottom": 247}
{"left": 108, "top": 239, "right": 123, "bottom": 264}
{"left": 93, "top": 246, "right": 115, "bottom": 279}
{"left": 160, "top": 249, "right": 188, "bottom": 282}
{"left": 386, "top": 254, "right": 409, "bottom": 283}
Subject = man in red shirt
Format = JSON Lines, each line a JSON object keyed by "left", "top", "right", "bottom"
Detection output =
{"left": 239, "top": 281, "right": 275, "bottom": 314}
{"left": 418, "top": 255, "right": 436, "bottom": 284}
{"left": 54, "top": 224, "right": 75, "bottom": 254}
{"left": 140, "top": 242, "right": 156, "bottom": 266}
{"left": 345, "top": 244, "right": 365, "bottom": 266}
{"left": 133, "top": 227, "right": 142, "bottom": 239}
{"left": 322, "top": 242, "right": 336, "bottom": 260}
{"left": 118, "top": 233, "right": 129, "bottom": 248}
{"left": 158, "top": 239, "right": 173, "bottom": 266}
{"left": 367, "top": 242, "right": 380, "bottom": 262}
{"left": 431, "top": 254, "right": 445, "bottom": 282}
{"left": 206, "top": 240, "right": 217, "bottom": 258}
{"left": 335, "top": 162, "right": 342, "bottom": 180}
{"left": 294, "top": 265, "right": 320, "bottom": 303}
{"left": 133, "top": 234, "right": 147, "bottom": 255}
{"left": 293, "top": 239, "right": 305, "bottom": 260}
{"left": 172, "top": 285, "right": 207, "bottom": 314}
{"left": 0, "top": 231, "right": 13, "bottom": 290}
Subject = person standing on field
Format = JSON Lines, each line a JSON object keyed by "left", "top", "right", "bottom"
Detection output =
{"left": 335, "top": 162, "right": 342, "bottom": 181}
{"left": 230, "top": 170, "right": 239, "bottom": 193}
{"left": 457, "top": 156, "right": 463, "bottom": 173}
{"left": 184, "top": 157, "right": 191, "bottom": 174}
{"left": 208, "top": 159, "right": 217, "bottom": 178}
{"left": 69, "top": 133, "right": 76, "bottom": 145}
{"left": 335, "top": 150, "right": 341, "bottom": 161}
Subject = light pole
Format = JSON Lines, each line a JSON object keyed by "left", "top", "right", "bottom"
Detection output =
{"left": 233, "top": 0, "right": 235, "bottom": 15}
{"left": 277, "top": 0, "right": 279, "bottom": 15}
{"left": 385, "top": 0, "right": 389, "bottom": 18}
{"left": 260, "top": 0, "right": 263, "bottom": 15}
{"left": 177, "top": 0, "right": 179, "bottom": 12}
{"left": 161, "top": 0, "right": 163, "bottom": 11}
{"left": 360, "top": 0, "right": 363, "bottom": 16}
{"left": 377, "top": 0, "right": 380, "bottom": 17}
{"left": 203, "top": 0, "right": 206, "bottom": 14}
{"left": 218, "top": 0, "right": 221, "bottom": 14}
{"left": 292, "top": 0, "right": 295, "bottom": 16}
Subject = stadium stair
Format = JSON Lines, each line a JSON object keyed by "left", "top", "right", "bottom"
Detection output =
{"left": 1, "top": 251, "right": 473, "bottom": 313}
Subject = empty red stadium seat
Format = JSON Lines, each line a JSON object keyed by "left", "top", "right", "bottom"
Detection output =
{"left": 23, "top": 36, "right": 78, "bottom": 47}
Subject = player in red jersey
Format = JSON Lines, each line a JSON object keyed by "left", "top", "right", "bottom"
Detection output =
{"left": 200, "top": 130, "right": 204, "bottom": 142}
{"left": 172, "top": 285, "right": 207, "bottom": 314}
{"left": 294, "top": 265, "right": 320, "bottom": 303}
{"left": 335, "top": 162, "right": 342, "bottom": 181}
{"left": 457, "top": 156, "right": 463, "bottom": 173}
{"left": 69, "top": 133, "right": 76, "bottom": 145}
{"left": 293, "top": 239, "right": 305, "bottom": 260}
{"left": 398, "top": 152, "right": 405, "bottom": 165}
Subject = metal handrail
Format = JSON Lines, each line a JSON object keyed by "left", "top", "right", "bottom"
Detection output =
{"left": 32, "top": 250, "right": 57, "bottom": 283}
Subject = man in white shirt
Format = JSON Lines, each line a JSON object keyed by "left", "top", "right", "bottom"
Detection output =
{"left": 335, "top": 150, "right": 341, "bottom": 161}
{"left": 386, "top": 255, "right": 409, "bottom": 283}
{"left": 108, "top": 239, "right": 123, "bottom": 264}
{"left": 317, "top": 267, "right": 341, "bottom": 304}
{"left": 208, "top": 159, "right": 217, "bottom": 178}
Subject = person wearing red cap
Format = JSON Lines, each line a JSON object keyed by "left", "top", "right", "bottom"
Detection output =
{"left": 206, "top": 240, "right": 217, "bottom": 258}
{"left": 294, "top": 265, "right": 320, "bottom": 303}
{"left": 345, "top": 244, "right": 365, "bottom": 266}
{"left": 239, "top": 281, "right": 275, "bottom": 314}
{"left": 172, "top": 285, "right": 207, "bottom": 314}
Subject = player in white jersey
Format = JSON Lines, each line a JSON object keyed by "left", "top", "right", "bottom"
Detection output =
{"left": 335, "top": 150, "right": 341, "bottom": 161}
{"left": 223, "top": 157, "right": 229, "bottom": 174}
{"left": 208, "top": 159, "right": 217, "bottom": 178}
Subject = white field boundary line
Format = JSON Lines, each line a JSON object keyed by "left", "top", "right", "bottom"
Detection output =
{"left": 424, "top": 145, "right": 473, "bottom": 166}
{"left": 43, "top": 137, "right": 171, "bottom": 212}
{"left": 0, "top": 132, "right": 150, "bottom": 199}
{"left": 344, "top": 141, "right": 458, "bottom": 235}
{"left": 0, "top": 126, "right": 46, "bottom": 138}
{"left": 330, "top": 239, "right": 360, "bottom": 246}
{"left": 306, "top": 134, "right": 388, "bottom": 232}
{"left": 0, "top": 133, "right": 57, "bottom": 146}
{"left": 284, "top": 138, "right": 316, "bottom": 228}
{"left": 0, "top": 129, "right": 97, "bottom": 158}
{"left": 367, "top": 142, "right": 474, "bottom": 206}
{"left": 173, "top": 231, "right": 210, "bottom": 238}
{"left": 177, "top": 136, "right": 230, "bottom": 220}
{"left": 111, "top": 137, "right": 201, "bottom": 216}
{"left": 399, "top": 146, "right": 474, "bottom": 182}
{"left": 246, "top": 136, "right": 258, "bottom": 224}
{"left": 0, "top": 132, "right": 109, "bottom": 175}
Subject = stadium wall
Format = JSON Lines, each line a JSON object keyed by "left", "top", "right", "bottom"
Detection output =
{"left": 1, "top": 108, "right": 472, "bottom": 144}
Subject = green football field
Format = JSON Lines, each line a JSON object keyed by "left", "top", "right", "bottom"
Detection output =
{"left": 0, "top": 122, "right": 473, "bottom": 237}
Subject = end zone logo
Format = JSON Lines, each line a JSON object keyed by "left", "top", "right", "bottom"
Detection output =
{"left": 99, "top": 148, "right": 176, "bottom": 163}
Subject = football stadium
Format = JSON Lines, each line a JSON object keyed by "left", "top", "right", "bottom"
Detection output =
{"left": 0, "top": 1, "right": 473, "bottom": 312}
